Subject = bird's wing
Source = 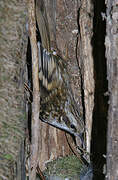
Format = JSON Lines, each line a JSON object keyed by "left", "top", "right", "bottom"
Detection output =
{"left": 38, "top": 42, "right": 63, "bottom": 91}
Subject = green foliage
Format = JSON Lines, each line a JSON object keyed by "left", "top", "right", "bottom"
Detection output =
{"left": 4, "top": 154, "right": 13, "bottom": 161}
{"left": 44, "top": 155, "right": 83, "bottom": 179}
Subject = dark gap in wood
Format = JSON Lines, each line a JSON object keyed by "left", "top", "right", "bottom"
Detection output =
{"left": 26, "top": 38, "right": 33, "bottom": 142}
{"left": 26, "top": 23, "right": 41, "bottom": 142}
{"left": 36, "top": 21, "right": 42, "bottom": 43}
{"left": 91, "top": 0, "right": 108, "bottom": 179}
{"left": 76, "top": 8, "right": 86, "bottom": 125}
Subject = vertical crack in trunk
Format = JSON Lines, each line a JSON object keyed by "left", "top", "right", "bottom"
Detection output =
{"left": 91, "top": 0, "right": 108, "bottom": 179}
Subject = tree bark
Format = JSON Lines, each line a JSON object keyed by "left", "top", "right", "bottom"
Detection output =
{"left": 28, "top": 0, "right": 40, "bottom": 179}
{"left": 0, "top": 0, "right": 27, "bottom": 179}
{"left": 36, "top": 0, "right": 81, "bottom": 170}
{"left": 105, "top": 0, "right": 118, "bottom": 179}
{"left": 79, "top": 0, "right": 94, "bottom": 155}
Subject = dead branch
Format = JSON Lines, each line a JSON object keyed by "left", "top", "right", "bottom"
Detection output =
{"left": 28, "top": 0, "right": 40, "bottom": 179}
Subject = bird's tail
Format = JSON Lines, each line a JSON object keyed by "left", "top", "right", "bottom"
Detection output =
{"left": 35, "top": 0, "right": 51, "bottom": 51}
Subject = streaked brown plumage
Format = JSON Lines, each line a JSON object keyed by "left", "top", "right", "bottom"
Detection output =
{"left": 36, "top": 0, "right": 50, "bottom": 51}
{"left": 38, "top": 42, "right": 85, "bottom": 146}
{"left": 36, "top": 0, "right": 85, "bottom": 147}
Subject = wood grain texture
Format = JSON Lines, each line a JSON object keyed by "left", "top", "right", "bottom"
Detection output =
{"left": 36, "top": 0, "right": 81, "bottom": 170}
{"left": 79, "top": 0, "right": 94, "bottom": 155}
{"left": 28, "top": 0, "right": 40, "bottom": 179}
{"left": 105, "top": 0, "right": 118, "bottom": 179}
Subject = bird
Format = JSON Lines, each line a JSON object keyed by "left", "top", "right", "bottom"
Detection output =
{"left": 38, "top": 42, "right": 85, "bottom": 148}
{"left": 35, "top": 0, "right": 85, "bottom": 150}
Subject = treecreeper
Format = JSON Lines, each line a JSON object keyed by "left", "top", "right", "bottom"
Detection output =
{"left": 36, "top": 0, "right": 85, "bottom": 152}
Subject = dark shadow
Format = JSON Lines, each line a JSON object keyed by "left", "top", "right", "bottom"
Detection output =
{"left": 91, "top": 0, "right": 108, "bottom": 179}
{"left": 26, "top": 38, "right": 33, "bottom": 142}
{"left": 26, "top": 22, "right": 41, "bottom": 142}
{"left": 76, "top": 8, "right": 86, "bottom": 124}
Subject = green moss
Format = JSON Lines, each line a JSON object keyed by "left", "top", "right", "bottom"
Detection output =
{"left": 4, "top": 154, "right": 13, "bottom": 161}
{"left": 44, "top": 155, "right": 83, "bottom": 179}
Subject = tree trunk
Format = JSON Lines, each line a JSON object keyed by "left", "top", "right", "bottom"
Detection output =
{"left": 0, "top": 0, "right": 27, "bottom": 179}
{"left": 79, "top": 1, "right": 108, "bottom": 179}
{"left": 79, "top": 0, "right": 94, "bottom": 155}
{"left": 37, "top": 0, "right": 82, "bottom": 170}
{"left": 105, "top": 0, "right": 118, "bottom": 179}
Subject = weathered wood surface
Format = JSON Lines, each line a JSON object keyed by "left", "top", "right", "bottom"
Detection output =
{"left": 79, "top": 0, "right": 94, "bottom": 154}
{"left": 105, "top": 0, "right": 118, "bottom": 179}
{"left": 37, "top": 0, "right": 81, "bottom": 170}
{"left": 0, "top": 0, "right": 27, "bottom": 179}
{"left": 28, "top": 0, "right": 40, "bottom": 179}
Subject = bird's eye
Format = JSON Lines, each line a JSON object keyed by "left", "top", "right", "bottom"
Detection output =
{"left": 70, "top": 124, "right": 76, "bottom": 130}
